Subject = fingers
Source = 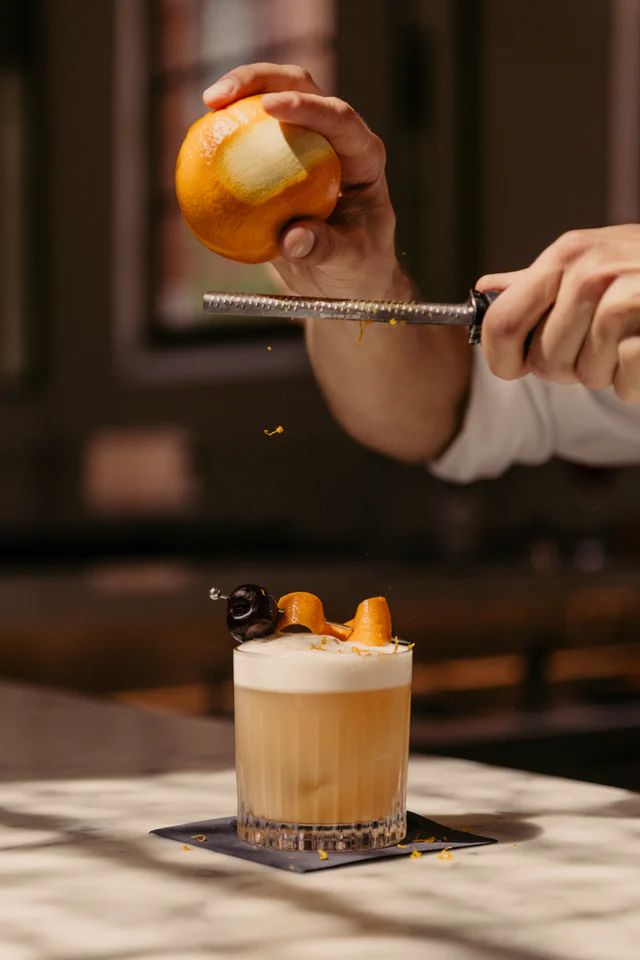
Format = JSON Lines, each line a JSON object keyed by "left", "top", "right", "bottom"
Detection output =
{"left": 481, "top": 263, "right": 562, "bottom": 379}
{"left": 613, "top": 336, "right": 640, "bottom": 403}
{"left": 576, "top": 272, "right": 640, "bottom": 389}
{"left": 203, "top": 62, "right": 321, "bottom": 108}
{"left": 261, "top": 91, "right": 386, "bottom": 187}
{"left": 475, "top": 270, "right": 528, "bottom": 293}
{"left": 524, "top": 268, "right": 613, "bottom": 385}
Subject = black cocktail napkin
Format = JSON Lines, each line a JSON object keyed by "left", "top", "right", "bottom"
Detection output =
{"left": 150, "top": 811, "right": 496, "bottom": 872}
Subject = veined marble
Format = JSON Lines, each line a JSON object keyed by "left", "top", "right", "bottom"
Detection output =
{"left": 0, "top": 681, "right": 638, "bottom": 960}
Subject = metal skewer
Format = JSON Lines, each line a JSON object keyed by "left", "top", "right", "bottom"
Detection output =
{"left": 203, "top": 289, "right": 499, "bottom": 344}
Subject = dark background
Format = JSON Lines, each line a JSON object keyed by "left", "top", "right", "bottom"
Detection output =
{"left": 1, "top": 0, "right": 638, "bottom": 789}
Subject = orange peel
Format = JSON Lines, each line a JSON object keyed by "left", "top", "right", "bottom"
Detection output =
{"left": 346, "top": 596, "right": 393, "bottom": 647}
{"left": 277, "top": 592, "right": 352, "bottom": 641}
{"left": 175, "top": 95, "right": 341, "bottom": 263}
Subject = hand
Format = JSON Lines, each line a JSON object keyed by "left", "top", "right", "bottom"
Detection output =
{"left": 477, "top": 224, "right": 640, "bottom": 403}
{"left": 203, "top": 63, "right": 412, "bottom": 301}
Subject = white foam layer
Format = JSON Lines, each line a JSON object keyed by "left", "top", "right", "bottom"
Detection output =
{"left": 233, "top": 633, "right": 412, "bottom": 693}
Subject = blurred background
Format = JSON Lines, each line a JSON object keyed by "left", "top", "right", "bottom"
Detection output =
{"left": 1, "top": 0, "right": 638, "bottom": 788}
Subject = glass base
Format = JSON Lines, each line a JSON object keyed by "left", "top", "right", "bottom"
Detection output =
{"left": 237, "top": 811, "right": 407, "bottom": 851}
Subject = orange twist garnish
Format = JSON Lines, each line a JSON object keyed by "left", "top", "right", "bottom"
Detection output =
{"left": 346, "top": 597, "right": 392, "bottom": 647}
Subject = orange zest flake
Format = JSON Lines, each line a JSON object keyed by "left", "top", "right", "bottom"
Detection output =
{"left": 393, "top": 635, "right": 399, "bottom": 654}
{"left": 414, "top": 836, "right": 436, "bottom": 844}
{"left": 190, "top": 834, "right": 207, "bottom": 843}
{"left": 409, "top": 850, "right": 423, "bottom": 860}
{"left": 317, "top": 849, "right": 329, "bottom": 861}
{"left": 182, "top": 844, "right": 191, "bottom": 852}
{"left": 396, "top": 843, "right": 409, "bottom": 849}
{"left": 357, "top": 319, "right": 371, "bottom": 343}
{"left": 437, "top": 848, "right": 453, "bottom": 862}
{"left": 389, "top": 317, "right": 398, "bottom": 326}
{"left": 407, "top": 642, "right": 415, "bottom": 651}
{"left": 264, "top": 425, "right": 284, "bottom": 437}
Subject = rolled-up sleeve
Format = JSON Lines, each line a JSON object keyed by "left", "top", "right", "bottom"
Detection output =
{"left": 429, "top": 350, "right": 555, "bottom": 483}
{"left": 429, "top": 350, "right": 640, "bottom": 484}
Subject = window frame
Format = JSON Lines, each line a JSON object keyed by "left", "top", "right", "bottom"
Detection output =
{"left": 112, "top": 0, "right": 336, "bottom": 384}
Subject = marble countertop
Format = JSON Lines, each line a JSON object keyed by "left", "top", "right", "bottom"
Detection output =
{"left": 1, "top": 681, "right": 638, "bottom": 960}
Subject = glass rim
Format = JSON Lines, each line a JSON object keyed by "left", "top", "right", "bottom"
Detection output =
{"left": 233, "top": 639, "right": 414, "bottom": 658}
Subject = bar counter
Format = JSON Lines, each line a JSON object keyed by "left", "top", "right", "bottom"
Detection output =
{"left": 1, "top": 680, "right": 638, "bottom": 959}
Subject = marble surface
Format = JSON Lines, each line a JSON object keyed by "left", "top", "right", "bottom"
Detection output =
{"left": 1, "top": 681, "right": 639, "bottom": 960}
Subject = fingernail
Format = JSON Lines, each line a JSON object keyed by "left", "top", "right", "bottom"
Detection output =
{"left": 288, "top": 228, "right": 315, "bottom": 260}
{"left": 203, "top": 78, "right": 236, "bottom": 102}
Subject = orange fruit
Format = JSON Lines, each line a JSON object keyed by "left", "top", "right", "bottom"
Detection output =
{"left": 175, "top": 94, "right": 341, "bottom": 263}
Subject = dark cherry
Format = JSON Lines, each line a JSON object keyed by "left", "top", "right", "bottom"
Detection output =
{"left": 226, "top": 584, "right": 279, "bottom": 642}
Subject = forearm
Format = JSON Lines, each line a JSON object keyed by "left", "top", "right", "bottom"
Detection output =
{"left": 306, "top": 292, "right": 472, "bottom": 464}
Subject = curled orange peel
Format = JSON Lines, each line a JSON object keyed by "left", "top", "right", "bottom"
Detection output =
{"left": 345, "top": 596, "right": 393, "bottom": 647}
{"left": 277, "top": 592, "right": 331, "bottom": 636}
{"left": 276, "top": 592, "right": 394, "bottom": 646}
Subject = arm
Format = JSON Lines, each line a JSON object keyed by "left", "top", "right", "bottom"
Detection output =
{"left": 203, "top": 64, "right": 472, "bottom": 463}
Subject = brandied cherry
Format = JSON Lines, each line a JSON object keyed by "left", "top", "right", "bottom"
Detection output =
{"left": 224, "top": 583, "right": 279, "bottom": 642}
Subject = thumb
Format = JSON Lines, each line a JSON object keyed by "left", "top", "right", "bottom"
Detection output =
{"left": 476, "top": 269, "right": 528, "bottom": 292}
{"left": 278, "top": 218, "right": 340, "bottom": 267}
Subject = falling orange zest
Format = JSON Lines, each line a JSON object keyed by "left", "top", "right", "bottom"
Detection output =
{"left": 318, "top": 849, "right": 329, "bottom": 861}
{"left": 264, "top": 425, "right": 284, "bottom": 437}
{"left": 410, "top": 850, "right": 423, "bottom": 860}
{"left": 190, "top": 834, "right": 207, "bottom": 842}
{"left": 437, "top": 848, "right": 453, "bottom": 861}
{"left": 357, "top": 319, "right": 371, "bottom": 343}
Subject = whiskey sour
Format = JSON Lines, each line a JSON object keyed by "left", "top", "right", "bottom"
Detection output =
{"left": 234, "top": 634, "right": 412, "bottom": 851}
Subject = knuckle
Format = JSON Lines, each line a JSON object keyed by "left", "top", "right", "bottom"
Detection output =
{"left": 553, "top": 229, "right": 590, "bottom": 264}
{"left": 526, "top": 353, "right": 554, "bottom": 379}
{"left": 285, "top": 91, "right": 304, "bottom": 109}
{"left": 571, "top": 260, "right": 615, "bottom": 299}
{"left": 486, "top": 310, "right": 522, "bottom": 341}
{"left": 327, "top": 97, "right": 354, "bottom": 121}
{"left": 594, "top": 298, "right": 640, "bottom": 335}
{"left": 526, "top": 346, "right": 576, "bottom": 383}
{"left": 289, "top": 64, "right": 315, "bottom": 84}
{"left": 575, "top": 357, "right": 606, "bottom": 390}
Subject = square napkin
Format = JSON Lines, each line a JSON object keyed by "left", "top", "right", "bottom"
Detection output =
{"left": 151, "top": 811, "right": 496, "bottom": 872}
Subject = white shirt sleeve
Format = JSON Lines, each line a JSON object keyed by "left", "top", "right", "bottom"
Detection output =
{"left": 429, "top": 349, "right": 640, "bottom": 484}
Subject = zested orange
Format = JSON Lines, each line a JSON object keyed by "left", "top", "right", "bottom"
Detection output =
{"left": 175, "top": 94, "right": 341, "bottom": 263}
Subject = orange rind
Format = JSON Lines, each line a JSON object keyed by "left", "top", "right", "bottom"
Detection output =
{"left": 278, "top": 592, "right": 328, "bottom": 635}
{"left": 175, "top": 95, "right": 341, "bottom": 263}
{"left": 345, "top": 597, "right": 393, "bottom": 647}
{"left": 277, "top": 592, "right": 354, "bottom": 641}
{"left": 275, "top": 591, "right": 398, "bottom": 647}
